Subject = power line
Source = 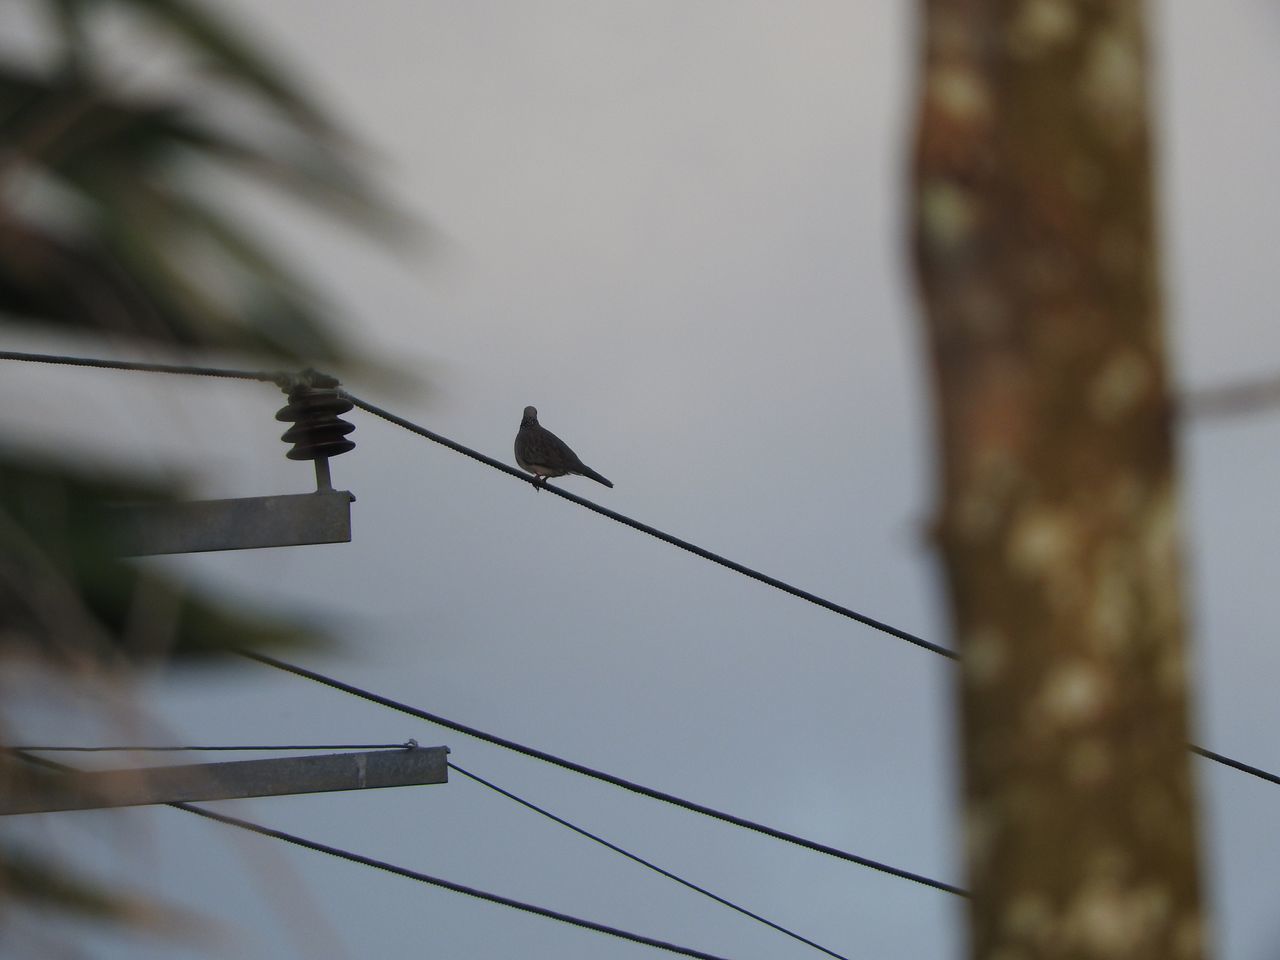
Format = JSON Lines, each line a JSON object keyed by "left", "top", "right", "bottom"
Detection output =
{"left": 175, "top": 802, "right": 738, "bottom": 960}
{"left": 0, "top": 349, "right": 288, "bottom": 384}
{"left": 1, "top": 740, "right": 882, "bottom": 955}
{"left": 0, "top": 352, "right": 1271, "bottom": 808}
{"left": 449, "top": 761, "right": 851, "bottom": 960}
{"left": 242, "top": 649, "right": 967, "bottom": 897}
{"left": 0, "top": 347, "right": 949, "bottom": 656}
{"left": 13, "top": 752, "right": 737, "bottom": 960}
{"left": 244, "top": 647, "right": 1280, "bottom": 893}
{"left": 280, "top": 392, "right": 1280, "bottom": 797}
{"left": 343, "top": 391, "right": 955, "bottom": 660}
{"left": 1190, "top": 745, "right": 1280, "bottom": 786}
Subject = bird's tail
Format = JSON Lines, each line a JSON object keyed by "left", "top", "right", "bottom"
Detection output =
{"left": 579, "top": 465, "right": 613, "bottom": 488}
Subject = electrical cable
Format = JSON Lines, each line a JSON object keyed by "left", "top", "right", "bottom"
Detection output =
{"left": 4, "top": 735, "right": 904, "bottom": 953}
{"left": 1190, "top": 745, "right": 1280, "bottom": 786}
{"left": 243, "top": 649, "right": 967, "bottom": 897}
{"left": 0, "top": 349, "right": 288, "bottom": 384}
{"left": 174, "top": 802, "right": 738, "bottom": 960}
{"left": 246, "top": 649, "right": 1280, "bottom": 897}
{"left": 13, "top": 751, "right": 737, "bottom": 960}
{"left": 342, "top": 391, "right": 955, "bottom": 659}
{"left": 0, "top": 352, "right": 1271, "bottom": 826}
{"left": 0, "top": 347, "right": 949, "bottom": 655}
{"left": 249, "top": 391, "right": 1280, "bottom": 803}
{"left": 449, "top": 761, "right": 851, "bottom": 960}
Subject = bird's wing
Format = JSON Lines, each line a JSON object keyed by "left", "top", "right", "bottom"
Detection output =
{"left": 537, "top": 427, "right": 584, "bottom": 468}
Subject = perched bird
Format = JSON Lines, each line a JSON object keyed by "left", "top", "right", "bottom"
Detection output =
{"left": 514, "top": 406, "right": 613, "bottom": 489}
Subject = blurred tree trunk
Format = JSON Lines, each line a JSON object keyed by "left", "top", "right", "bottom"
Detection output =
{"left": 909, "top": 3, "right": 1207, "bottom": 958}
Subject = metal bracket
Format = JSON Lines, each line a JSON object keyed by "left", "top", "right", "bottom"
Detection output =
{"left": 1, "top": 747, "right": 448, "bottom": 814}
{"left": 108, "top": 489, "right": 355, "bottom": 555}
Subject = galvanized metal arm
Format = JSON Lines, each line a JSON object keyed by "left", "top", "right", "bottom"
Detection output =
{"left": 1, "top": 747, "right": 448, "bottom": 814}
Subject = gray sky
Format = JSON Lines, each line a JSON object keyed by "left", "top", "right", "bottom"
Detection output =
{"left": 3, "top": 2, "right": 1280, "bottom": 958}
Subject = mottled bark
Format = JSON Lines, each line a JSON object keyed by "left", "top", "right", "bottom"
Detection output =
{"left": 908, "top": 2, "right": 1207, "bottom": 958}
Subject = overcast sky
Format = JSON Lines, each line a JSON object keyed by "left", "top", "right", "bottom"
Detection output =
{"left": 3, "top": 2, "right": 1280, "bottom": 959}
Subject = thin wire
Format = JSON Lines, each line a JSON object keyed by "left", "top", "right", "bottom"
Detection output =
{"left": 0, "top": 352, "right": 1268, "bottom": 799}
{"left": 0, "top": 349, "right": 288, "bottom": 384}
{"left": 243, "top": 649, "right": 967, "bottom": 897}
{"left": 341, "top": 391, "right": 956, "bottom": 660}
{"left": 1190, "top": 745, "right": 1280, "bottom": 786}
{"left": 13, "top": 752, "right": 735, "bottom": 960}
{"left": 0, "top": 349, "right": 950, "bottom": 655}
{"left": 174, "top": 803, "right": 737, "bottom": 960}
{"left": 449, "top": 760, "right": 851, "bottom": 960}
{"left": 297, "top": 395, "right": 1280, "bottom": 801}
{"left": 6, "top": 741, "right": 418, "bottom": 752}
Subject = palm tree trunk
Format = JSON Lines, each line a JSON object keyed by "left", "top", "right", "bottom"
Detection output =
{"left": 908, "top": 3, "right": 1208, "bottom": 957}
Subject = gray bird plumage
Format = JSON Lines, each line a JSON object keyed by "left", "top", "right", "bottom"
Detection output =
{"left": 514, "top": 406, "right": 613, "bottom": 488}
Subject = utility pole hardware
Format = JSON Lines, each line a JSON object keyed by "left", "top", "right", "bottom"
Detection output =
{"left": 2, "top": 747, "right": 448, "bottom": 815}
{"left": 109, "top": 370, "right": 358, "bottom": 555}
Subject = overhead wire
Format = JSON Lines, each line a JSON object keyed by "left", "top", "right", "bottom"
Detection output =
{"left": 1189, "top": 745, "right": 1280, "bottom": 787}
{"left": 2, "top": 740, "right": 875, "bottom": 954}
{"left": 0, "top": 740, "right": 867, "bottom": 956}
{"left": 13, "top": 751, "right": 738, "bottom": 960}
{"left": 251, "top": 381, "right": 1280, "bottom": 797}
{"left": 175, "top": 802, "right": 739, "bottom": 960}
{"left": 342, "top": 391, "right": 955, "bottom": 659}
{"left": 242, "top": 648, "right": 967, "bottom": 897}
{"left": 0, "top": 737, "right": 876, "bottom": 955}
{"left": 449, "top": 760, "right": 852, "bottom": 960}
{"left": 0, "top": 349, "right": 288, "bottom": 384}
{"left": 1, "top": 350, "right": 1274, "bottom": 862}
{"left": 0, "top": 347, "right": 952, "bottom": 659}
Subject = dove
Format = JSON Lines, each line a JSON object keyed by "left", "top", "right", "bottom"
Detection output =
{"left": 514, "top": 406, "right": 613, "bottom": 489}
